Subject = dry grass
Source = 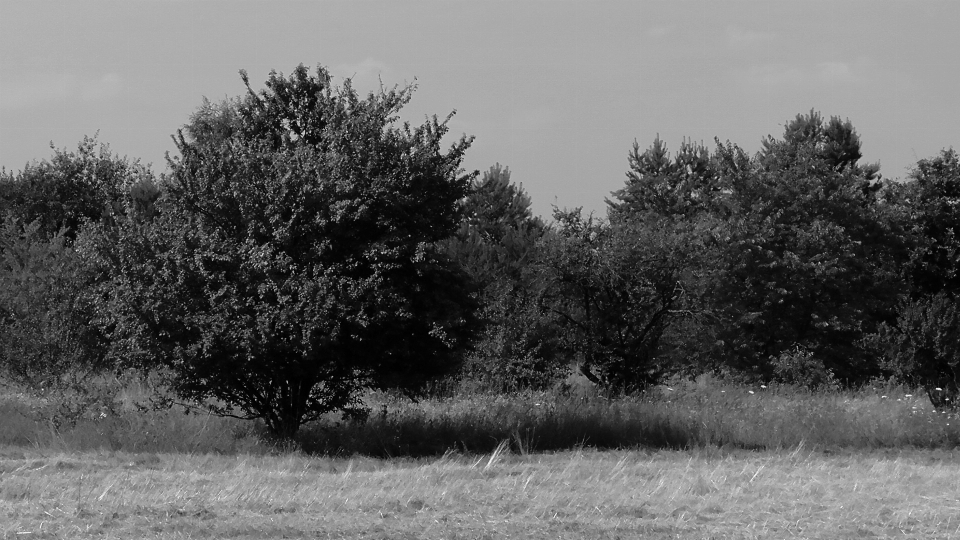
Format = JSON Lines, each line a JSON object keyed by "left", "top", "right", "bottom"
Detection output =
{"left": 2, "top": 445, "right": 960, "bottom": 539}
{"left": 4, "top": 375, "right": 960, "bottom": 458}
{"left": 3, "top": 377, "right": 960, "bottom": 538}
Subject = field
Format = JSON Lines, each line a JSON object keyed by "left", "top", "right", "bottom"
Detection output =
{"left": 4, "top": 446, "right": 960, "bottom": 539}
{"left": 3, "top": 377, "right": 960, "bottom": 539}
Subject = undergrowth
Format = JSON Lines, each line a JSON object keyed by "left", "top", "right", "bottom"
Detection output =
{"left": 2, "top": 375, "right": 958, "bottom": 457}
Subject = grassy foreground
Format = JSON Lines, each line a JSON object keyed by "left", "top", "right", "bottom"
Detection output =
{"left": 3, "top": 377, "right": 960, "bottom": 538}
{"left": 3, "top": 446, "right": 960, "bottom": 539}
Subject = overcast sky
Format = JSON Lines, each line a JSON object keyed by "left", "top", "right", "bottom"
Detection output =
{"left": 2, "top": 1, "right": 958, "bottom": 217}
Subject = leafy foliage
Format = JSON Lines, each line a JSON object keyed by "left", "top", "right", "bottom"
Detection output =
{"left": 610, "top": 136, "right": 727, "bottom": 219}
{"left": 83, "top": 65, "right": 479, "bottom": 440}
{"left": 0, "top": 136, "right": 149, "bottom": 240}
{"left": 876, "top": 293, "right": 960, "bottom": 409}
{"left": 446, "top": 165, "right": 561, "bottom": 391}
{"left": 0, "top": 140, "right": 149, "bottom": 422}
{"left": 609, "top": 113, "right": 905, "bottom": 387}
{"left": 0, "top": 217, "right": 107, "bottom": 389}
{"left": 872, "top": 150, "right": 960, "bottom": 406}
{"left": 900, "top": 149, "right": 960, "bottom": 297}
{"left": 538, "top": 209, "right": 707, "bottom": 392}
{"left": 758, "top": 110, "right": 880, "bottom": 182}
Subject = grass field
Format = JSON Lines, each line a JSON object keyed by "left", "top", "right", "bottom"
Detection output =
{"left": 3, "top": 376, "right": 960, "bottom": 538}
{"left": 3, "top": 446, "right": 960, "bottom": 539}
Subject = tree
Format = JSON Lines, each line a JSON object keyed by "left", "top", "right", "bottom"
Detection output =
{"left": 445, "top": 165, "right": 561, "bottom": 390}
{"left": 609, "top": 136, "right": 727, "bottom": 220}
{"left": 900, "top": 149, "right": 960, "bottom": 297}
{"left": 876, "top": 292, "right": 960, "bottom": 409}
{"left": 0, "top": 136, "right": 148, "bottom": 241}
{"left": 606, "top": 137, "right": 744, "bottom": 378}
{"left": 82, "top": 64, "right": 479, "bottom": 440}
{"left": 0, "top": 217, "right": 108, "bottom": 391}
{"left": 712, "top": 112, "right": 904, "bottom": 384}
{"left": 758, "top": 110, "right": 880, "bottom": 183}
{"left": 0, "top": 138, "right": 149, "bottom": 421}
{"left": 537, "top": 208, "right": 706, "bottom": 392}
{"left": 449, "top": 163, "right": 545, "bottom": 284}
{"left": 874, "top": 149, "right": 960, "bottom": 405}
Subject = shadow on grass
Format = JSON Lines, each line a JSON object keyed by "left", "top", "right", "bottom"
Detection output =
{"left": 4, "top": 377, "right": 960, "bottom": 457}
{"left": 298, "top": 394, "right": 698, "bottom": 458}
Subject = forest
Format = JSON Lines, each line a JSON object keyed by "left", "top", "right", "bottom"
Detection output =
{"left": 2, "top": 64, "right": 959, "bottom": 446}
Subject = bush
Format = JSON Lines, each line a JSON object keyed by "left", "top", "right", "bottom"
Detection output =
{"left": 770, "top": 345, "right": 839, "bottom": 390}
{"left": 0, "top": 216, "right": 113, "bottom": 425}
{"left": 875, "top": 293, "right": 960, "bottom": 409}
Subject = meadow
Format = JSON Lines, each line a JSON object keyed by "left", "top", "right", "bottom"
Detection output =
{"left": 2, "top": 377, "right": 960, "bottom": 539}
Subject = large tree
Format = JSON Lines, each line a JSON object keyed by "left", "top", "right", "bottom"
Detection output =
{"left": 82, "top": 65, "right": 478, "bottom": 440}
{"left": 713, "top": 112, "right": 904, "bottom": 384}
{"left": 609, "top": 114, "right": 907, "bottom": 386}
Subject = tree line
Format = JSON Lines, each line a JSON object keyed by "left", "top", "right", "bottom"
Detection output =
{"left": 1, "top": 64, "right": 958, "bottom": 439}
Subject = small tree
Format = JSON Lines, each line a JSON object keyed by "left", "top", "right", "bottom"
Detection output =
{"left": 874, "top": 149, "right": 960, "bottom": 406}
{"left": 538, "top": 208, "right": 705, "bottom": 393}
{"left": 0, "top": 135, "right": 146, "bottom": 240}
{"left": 445, "top": 164, "right": 561, "bottom": 390}
{"left": 901, "top": 149, "right": 960, "bottom": 297}
{"left": 83, "top": 65, "right": 479, "bottom": 440}
{"left": 0, "top": 217, "right": 108, "bottom": 391}
{"left": 876, "top": 293, "right": 960, "bottom": 409}
{"left": 0, "top": 138, "right": 147, "bottom": 422}
{"left": 609, "top": 136, "right": 727, "bottom": 220}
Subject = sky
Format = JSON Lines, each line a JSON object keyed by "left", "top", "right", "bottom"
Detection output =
{"left": 1, "top": 1, "right": 958, "bottom": 218}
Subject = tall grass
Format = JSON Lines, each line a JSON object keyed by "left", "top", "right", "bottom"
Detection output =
{"left": 2, "top": 375, "right": 959, "bottom": 456}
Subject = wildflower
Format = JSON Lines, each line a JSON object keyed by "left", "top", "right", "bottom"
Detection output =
{"left": 905, "top": 394, "right": 913, "bottom": 398}
{"left": 936, "top": 388, "right": 943, "bottom": 392}
{"left": 748, "top": 391, "right": 755, "bottom": 395}
{"left": 881, "top": 396, "right": 887, "bottom": 399}
{"left": 760, "top": 385, "right": 767, "bottom": 389}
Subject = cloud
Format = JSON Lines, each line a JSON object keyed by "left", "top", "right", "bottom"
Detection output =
{"left": 0, "top": 71, "right": 123, "bottom": 111}
{"left": 726, "top": 26, "right": 776, "bottom": 47}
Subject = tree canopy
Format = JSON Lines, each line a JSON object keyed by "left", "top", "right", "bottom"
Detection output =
{"left": 82, "top": 65, "right": 479, "bottom": 439}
